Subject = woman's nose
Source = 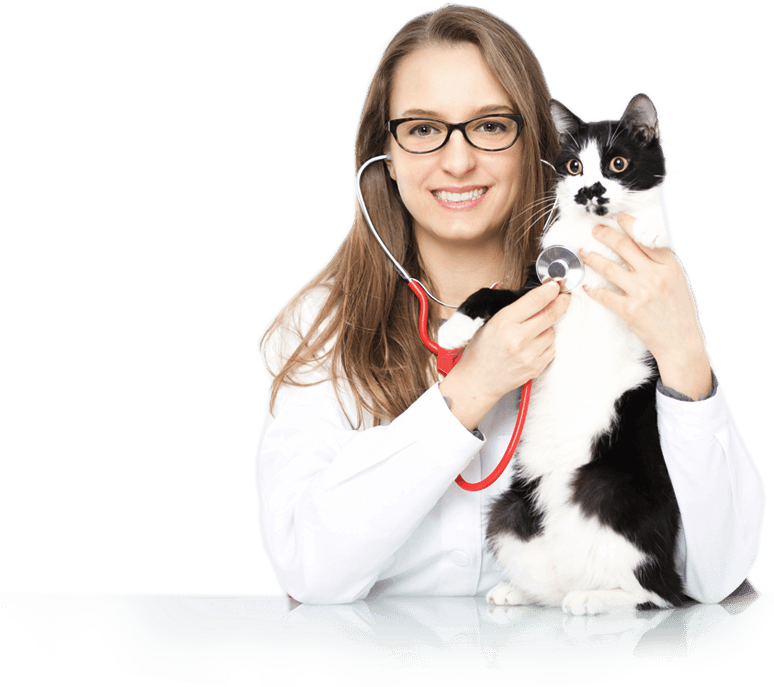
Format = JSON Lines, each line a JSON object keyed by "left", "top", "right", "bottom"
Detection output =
{"left": 440, "top": 130, "right": 477, "bottom": 177}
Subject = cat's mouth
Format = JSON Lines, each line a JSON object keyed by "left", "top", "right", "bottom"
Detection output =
{"left": 584, "top": 201, "right": 611, "bottom": 217}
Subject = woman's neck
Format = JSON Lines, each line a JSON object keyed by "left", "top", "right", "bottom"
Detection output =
{"left": 416, "top": 232, "right": 504, "bottom": 320}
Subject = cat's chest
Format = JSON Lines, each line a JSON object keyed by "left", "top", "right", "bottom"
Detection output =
{"left": 550, "top": 287, "right": 648, "bottom": 384}
{"left": 541, "top": 218, "right": 630, "bottom": 290}
{"left": 514, "top": 289, "right": 651, "bottom": 481}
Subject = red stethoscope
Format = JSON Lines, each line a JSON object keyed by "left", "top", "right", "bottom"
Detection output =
{"left": 406, "top": 277, "right": 532, "bottom": 491}
{"left": 356, "top": 154, "right": 583, "bottom": 491}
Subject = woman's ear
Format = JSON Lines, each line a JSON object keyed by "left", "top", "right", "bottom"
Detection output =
{"left": 384, "top": 152, "right": 396, "bottom": 181}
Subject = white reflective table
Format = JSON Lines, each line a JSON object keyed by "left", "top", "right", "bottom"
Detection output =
{"left": 1, "top": 581, "right": 766, "bottom": 686}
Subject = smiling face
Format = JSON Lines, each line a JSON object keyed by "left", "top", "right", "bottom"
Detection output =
{"left": 386, "top": 42, "right": 523, "bottom": 252}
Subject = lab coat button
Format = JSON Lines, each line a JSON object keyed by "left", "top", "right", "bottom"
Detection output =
{"left": 450, "top": 550, "right": 470, "bottom": 566}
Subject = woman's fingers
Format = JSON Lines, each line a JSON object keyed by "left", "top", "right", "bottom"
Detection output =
{"left": 504, "top": 280, "right": 562, "bottom": 323}
{"left": 491, "top": 286, "right": 569, "bottom": 375}
{"left": 438, "top": 282, "right": 569, "bottom": 429}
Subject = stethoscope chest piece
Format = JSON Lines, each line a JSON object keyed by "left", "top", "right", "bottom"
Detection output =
{"left": 536, "top": 245, "right": 585, "bottom": 292}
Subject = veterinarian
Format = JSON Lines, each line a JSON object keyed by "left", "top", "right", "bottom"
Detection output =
{"left": 258, "top": 5, "right": 763, "bottom": 604}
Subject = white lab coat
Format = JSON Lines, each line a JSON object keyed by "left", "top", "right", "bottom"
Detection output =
{"left": 258, "top": 294, "right": 764, "bottom": 605}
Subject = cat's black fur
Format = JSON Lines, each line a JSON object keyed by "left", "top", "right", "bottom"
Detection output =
{"left": 439, "top": 95, "right": 689, "bottom": 614}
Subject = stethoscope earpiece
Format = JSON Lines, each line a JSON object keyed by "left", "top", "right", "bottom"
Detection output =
{"left": 354, "top": 153, "right": 573, "bottom": 491}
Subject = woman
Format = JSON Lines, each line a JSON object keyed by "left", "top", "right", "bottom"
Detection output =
{"left": 259, "top": 6, "right": 762, "bottom": 604}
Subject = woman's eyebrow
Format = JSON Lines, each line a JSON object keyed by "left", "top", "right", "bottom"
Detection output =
{"left": 398, "top": 104, "right": 515, "bottom": 119}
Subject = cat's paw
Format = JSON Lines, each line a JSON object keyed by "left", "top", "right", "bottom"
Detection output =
{"left": 437, "top": 311, "right": 484, "bottom": 350}
{"left": 561, "top": 589, "right": 640, "bottom": 616}
{"left": 630, "top": 215, "right": 668, "bottom": 249}
{"left": 486, "top": 581, "right": 530, "bottom": 606}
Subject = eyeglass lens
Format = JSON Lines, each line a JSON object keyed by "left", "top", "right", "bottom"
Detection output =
{"left": 395, "top": 116, "right": 519, "bottom": 153}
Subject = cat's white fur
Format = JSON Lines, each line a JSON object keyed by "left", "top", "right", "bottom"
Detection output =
{"left": 439, "top": 138, "right": 670, "bottom": 615}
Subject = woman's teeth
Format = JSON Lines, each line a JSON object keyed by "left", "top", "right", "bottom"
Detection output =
{"left": 432, "top": 187, "right": 488, "bottom": 202}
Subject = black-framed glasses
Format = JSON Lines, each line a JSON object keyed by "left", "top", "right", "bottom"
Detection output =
{"left": 385, "top": 114, "right": 524, "bottom": 154}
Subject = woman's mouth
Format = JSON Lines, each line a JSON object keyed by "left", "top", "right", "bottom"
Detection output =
{"left": 431, "top": 186, "right": 489, "bottom": 209}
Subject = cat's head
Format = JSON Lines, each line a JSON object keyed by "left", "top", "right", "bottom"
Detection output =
{"left": 549, "top": 94, "right": 665, "bottom": 220}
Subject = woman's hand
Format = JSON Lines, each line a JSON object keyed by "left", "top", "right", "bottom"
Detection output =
{"left": 439, "top": 281, "right": 570, "bottom": 430}
{"left": 580, "top": 213, "right": 712, "bottom": 400}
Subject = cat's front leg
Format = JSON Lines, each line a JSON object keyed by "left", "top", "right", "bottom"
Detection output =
{"left": 437, "top": 287, "right": 523, "bottom": 349}
{"left": 561, "top": 589, "right": 647, "bottom": 615}
{"left": 437, "top": 310, "right": 487, "bottom": 350}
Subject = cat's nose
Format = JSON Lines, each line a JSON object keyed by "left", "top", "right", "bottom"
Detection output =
{"left": 574, "top": 182, "right": 608, "bottom": 208}
{"left": 578, "top": 182, "right": 606, "bottom": 200}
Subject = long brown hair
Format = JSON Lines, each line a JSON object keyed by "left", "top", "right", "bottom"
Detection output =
{"left": 262, "top": 5, "right": 558, "bottom": 427}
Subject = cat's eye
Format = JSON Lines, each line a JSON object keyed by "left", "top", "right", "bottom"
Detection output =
{"left": 609, "top": 157, "right": 629, "bottom": 173}
{"left": 566, "top": 159, "right": 582, "bottom": 175}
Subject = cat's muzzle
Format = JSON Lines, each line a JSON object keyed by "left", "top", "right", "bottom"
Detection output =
{"left": 575, "top": 182, "right": 610, "bottom": 216}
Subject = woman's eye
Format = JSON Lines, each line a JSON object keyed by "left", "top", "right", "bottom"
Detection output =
{"left": 609, "top": 156, "right": 629, "bottom": 173}
{"left": 567, "top": 159, "right": 582, "bottom": 175}
{"left": 408, "top": 123, "right": 441, "bottom": 137}
{"left": 475, "top": 120, "right": 506, "bottom": 134}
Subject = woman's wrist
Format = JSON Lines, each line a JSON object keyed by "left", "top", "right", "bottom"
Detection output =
{"left": 438, "top": 374, "right": 500, "bottom": 431}
{"left": 654, "top": 343, "right": 713, "bottom": 401}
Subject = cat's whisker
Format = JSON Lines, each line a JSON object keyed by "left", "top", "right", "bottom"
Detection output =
{"left": 509, "top": 198, "right": 555, "bottom": 230}
{"left": 454, "top": 96, "right": 695, "bottom": 617}
{"left": 518, "top": 194, "right": 556, "bottom": 213}
{"left": 512, "top": 218, "right": 552, "bottom": 247}
{"left": 507, "top": 195, "right": 556, "bottom": 226}
{"left": 512, "top": 202, "right": 558, "bottom": 244}
{"left": 510, "top": 206, "right": 556, "bottom": 243}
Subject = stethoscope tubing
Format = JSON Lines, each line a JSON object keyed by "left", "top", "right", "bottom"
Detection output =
{"left": 407, "top": 277, "right": 531, "bottom": 491}
{"left": 356, "top": 154, "right": 460, "bottom": 309}
{"left": 356, "top": 153, "right": 570, "bottom": 491}
{"left": 355, "top": 154, "right": 583, "bottom": 491}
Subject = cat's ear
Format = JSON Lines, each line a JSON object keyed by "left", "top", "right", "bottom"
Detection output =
{"left": 621, "top": 94, "right": 659, "bottom": 142}
{"left": 550, "top": 100, "right": 582, "bottom": 140}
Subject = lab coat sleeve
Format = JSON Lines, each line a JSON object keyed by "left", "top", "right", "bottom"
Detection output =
{"left": 257, "top": 377, "right": 484, "bottom": 604}
{"left": 657, "top": 384, "right": 764, "bottom": 603}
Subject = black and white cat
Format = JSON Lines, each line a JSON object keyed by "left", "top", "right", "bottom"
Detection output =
{"left": 438, "top": 94, "right": 688, "bottom": 615}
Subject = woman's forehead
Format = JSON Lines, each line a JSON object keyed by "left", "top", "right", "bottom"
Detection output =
{"left": 390, "top": 43, "right": 512, "bottom": 121}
